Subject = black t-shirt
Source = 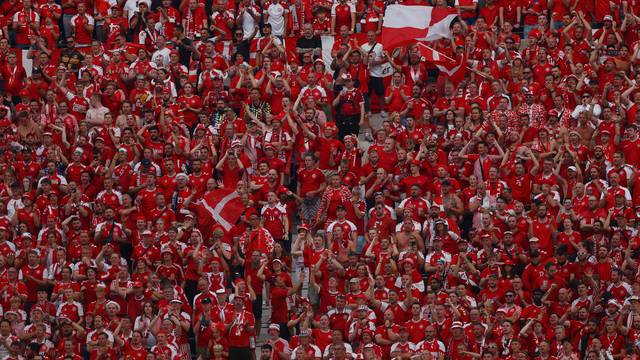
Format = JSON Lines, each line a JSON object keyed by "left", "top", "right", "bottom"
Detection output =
{"left": 233, "top": 39, "right": 251, "bottom": 63}
{"left": 296, "top": 35, "right": 322, "bottom": 62}
{"left": 175, "top": 36, "right": 194, "bottom": 67}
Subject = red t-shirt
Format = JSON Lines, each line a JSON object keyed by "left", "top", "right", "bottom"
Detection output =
{"left": 70, "top": 13, "right": 95, "bottom": 45}
{"left": 332, "top": 3, "right": 353, "bottom": 30}
{"left": 227, "top": 310, "right": 255, "bottom": 347}
{"left": 176, "top": 94, "right": 202, "bottom": 127}
{"left": 270, "top": 286, "right": 290, "bottom": 323}
{"left": 298, "top": 168, "right": 326, "bottom": 194}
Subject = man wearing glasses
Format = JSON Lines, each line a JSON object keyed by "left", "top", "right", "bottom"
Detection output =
{"left": 60, "top": 37, "right": 84, "bottom": 71}
{"left": 571, "top": 91, "right": 603, "bottom": 119}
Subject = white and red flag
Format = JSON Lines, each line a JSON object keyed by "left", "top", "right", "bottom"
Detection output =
{"left": 381, "top": 5, "right": 458, "bottom": 49}
{"left": 416, "top": 44, "right": 467, "bottom": 85}
{"left": 196, "top": 188, "right": 245, "bottom": 232}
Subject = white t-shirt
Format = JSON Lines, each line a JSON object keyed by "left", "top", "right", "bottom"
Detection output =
{"left": 265, "top": 2, "right": 288, "bottom": 36}
{"left": 361, "top": 42, "right": 384, "bottom": 78}
{"left": 124, "top": 0, "right": 151, "bottom": 21}
{"left": 242, "top": 4, "right": 260, "bottom": 39}
{"left": 151, "top": 47, "right": 172, "bottom": 67}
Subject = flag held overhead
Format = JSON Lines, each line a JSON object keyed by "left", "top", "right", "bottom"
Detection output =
{"left": 416, "top": 43, "right": 468, "bottom": 85}
{"left": 381, "top": 5, "right": 459, "bottom": 49}
{"left": 196, "top": 189, "right": 245, "bottom": 233}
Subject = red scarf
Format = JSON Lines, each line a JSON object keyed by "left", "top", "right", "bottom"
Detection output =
{"left": 314, "top": 185, "right": 352, "bottom": 227}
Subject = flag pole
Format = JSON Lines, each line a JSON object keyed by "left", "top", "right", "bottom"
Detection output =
{"left": 415, "top": 42, "right": 491, "bottom": 79}
{"left": 416, "top": 42, "right": 457, "bottom": 62}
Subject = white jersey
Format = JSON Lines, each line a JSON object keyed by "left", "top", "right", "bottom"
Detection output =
{"left": 264, "top": 2, "right": 289, "bottom": 36}
{"left": 361, "top": 42, "right": 385, "bottom": 78}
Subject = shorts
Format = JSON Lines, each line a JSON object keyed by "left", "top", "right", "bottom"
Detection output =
{"left": 427, "top": 69, "right": 439, "bottom": 82}
{"left": 300, "top": 197, "right": 320, "bottom": 222}
{"left": 336, "top": 114, "right": 361, "bottom": 140}
{"left": 278, "top": 322, "right": 292, "bottom": 340}
{"left": 463, "top": 17, "right": 476, "bottom": 26}
{"left": 195, "top": 348, "right": 209, "bottom": 360}
{"left": 292, "top": 261, "right": 306, "bottom": 284}
{"left": 356, "top": 235, "right": 366, "bottom": 254}
{"left": 229, "top": 347, "right": 251, "bottom": 359}
{"left": 308, "top": 277, "right": 320, "bottom": 305}
{"left": 368, "top": 77, "right": 385, "bottom": 97}
{"left": 252, "top": 295, "right": 263, "bottom": 324}
{"left": 363, "top": 92, "right": 371, "bottom": 112}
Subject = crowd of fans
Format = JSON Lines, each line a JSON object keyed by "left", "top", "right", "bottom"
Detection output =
{"left": 2, "top": 0, "right": 640, "bottom": 359}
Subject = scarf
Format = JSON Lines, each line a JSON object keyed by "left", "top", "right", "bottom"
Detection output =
{"left": 314, "top": 185, "right": 352, "bottom": 227}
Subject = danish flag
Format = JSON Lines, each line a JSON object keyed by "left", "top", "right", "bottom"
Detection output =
{"left": 417, "top": 44, "right": 467, "bottom": 85}
{"left": 381, "top": 5, "right": 458, "bottom": 49}
{"left": 196, "top": 189, "right": 245, "bottom": 232}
